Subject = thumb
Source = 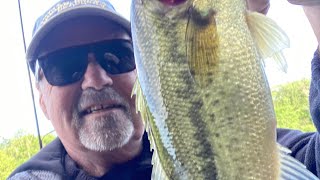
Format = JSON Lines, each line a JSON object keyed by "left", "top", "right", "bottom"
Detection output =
{"left": 287, "top": 0, "right": 320, "bottom": 6}
{"left": 246, "top": 0, "right": 270, "bottom": 14}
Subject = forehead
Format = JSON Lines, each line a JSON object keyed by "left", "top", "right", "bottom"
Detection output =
{"left": 38, "top": 15, "right": 131, "bottom": 57}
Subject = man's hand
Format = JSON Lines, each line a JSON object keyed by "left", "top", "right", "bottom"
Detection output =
{"left": 287, "top": 0, "right": 320, "bottom": 49}
{"left": 302, "top": 5, "right": 320, "bottom": 49}
{"left": 246, "top": 0, "right": 270, "bottom": 14}
{"left": 287, "top": 0, "right": 320, "bottom": 6}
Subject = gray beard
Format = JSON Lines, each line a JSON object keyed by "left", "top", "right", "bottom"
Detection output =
{"left": 72, "top": 87, "right": 134, "bottom": 151}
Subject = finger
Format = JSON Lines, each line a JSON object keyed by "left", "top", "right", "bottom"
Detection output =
{"left": 287, "top": 0, "right": 320, "bottom": 6}
{"left": 246, "top": 0, "right": 270, "bottom": 14}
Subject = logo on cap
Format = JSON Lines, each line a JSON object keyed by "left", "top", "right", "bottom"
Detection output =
{"left": 39, "top": 0, "right": 109, "bottom": 28}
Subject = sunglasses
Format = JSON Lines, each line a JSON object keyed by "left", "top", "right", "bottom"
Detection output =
{"left": 36, "top": 39, "right": 136, "bottom": 86}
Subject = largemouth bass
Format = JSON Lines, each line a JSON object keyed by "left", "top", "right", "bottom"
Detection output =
{"left": 131, "top": 0, "right": 318, "bottom": 179}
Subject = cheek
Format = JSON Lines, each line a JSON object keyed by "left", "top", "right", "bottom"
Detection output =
{"left": 44, "top": 85, "right": 80, "bottom": 130}
{"left": 114, "top": 72, "right": 137, "bottom": 102}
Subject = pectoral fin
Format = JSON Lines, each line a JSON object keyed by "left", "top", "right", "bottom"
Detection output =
{"left": 186, "top": 6, "right": 219, "bottom": 88}
{"left": 247, "top": 11, "right": 290, "bottom": 72}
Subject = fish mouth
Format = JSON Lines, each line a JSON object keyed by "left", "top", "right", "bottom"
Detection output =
{"left": 79, "top": 102, "right": 126, "bottom": 117}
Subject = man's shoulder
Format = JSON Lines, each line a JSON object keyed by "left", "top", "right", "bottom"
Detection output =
{"left": 8, "top": 170, "right": 62, "bottom": 180}
{"left": 277, "top": 128, "right": 316, "bottom": 147}
{"left": 277, "top": 128, "right": 320, "bottom": 177}
{"left": 7, "top": 138, "right": 66, "bottom": 179}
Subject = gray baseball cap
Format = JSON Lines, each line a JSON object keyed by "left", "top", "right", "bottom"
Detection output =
{"left": 27, "top": 0, "right": 131, "bottom": 72}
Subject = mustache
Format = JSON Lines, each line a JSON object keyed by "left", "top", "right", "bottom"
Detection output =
{"left": 76, "top": 87, "right": 128, "bottom": 112}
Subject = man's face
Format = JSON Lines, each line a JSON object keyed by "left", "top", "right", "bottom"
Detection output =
{"left": 37, "top": 16, "right": 144, "bottom": 152}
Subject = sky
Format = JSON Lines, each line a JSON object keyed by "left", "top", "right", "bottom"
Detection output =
{"left": 0, "top": 0, "right": 317, "bottom": 140}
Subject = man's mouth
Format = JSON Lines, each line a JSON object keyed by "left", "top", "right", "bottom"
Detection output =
{"left": 81, "top": 104, "right": 124, "bottom": 116}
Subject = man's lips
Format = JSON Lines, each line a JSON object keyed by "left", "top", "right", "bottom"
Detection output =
{"left": 80, "top": 103, "right": 124, "bottom": 116}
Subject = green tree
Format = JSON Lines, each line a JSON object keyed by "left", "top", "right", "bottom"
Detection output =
{"left": 0, "top": 130, "right": 55, "bottom": 179}
{"left": 272, "top": 79, "right": 316, "bottom": 132}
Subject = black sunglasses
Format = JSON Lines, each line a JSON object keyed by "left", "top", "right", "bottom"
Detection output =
{"left": 36, "top": 39, "right": 136, "bottom": 86}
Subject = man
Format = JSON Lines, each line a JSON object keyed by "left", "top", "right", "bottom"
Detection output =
{"left": 9, "top": 0, "right": 150, "bottom": 179}
{"left": 7, "top": 0, "right": 320, "bottom": 179}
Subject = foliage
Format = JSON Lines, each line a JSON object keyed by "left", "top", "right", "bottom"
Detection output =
{"left": 0, "top": 130, "right": 55, "bottom": 179}
{"left": 272, "top": 79, "right": 316, "bottom": 132}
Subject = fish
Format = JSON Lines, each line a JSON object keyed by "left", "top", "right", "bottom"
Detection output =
{"left": 130, "top": 0, "right": 318, "bottom": 179}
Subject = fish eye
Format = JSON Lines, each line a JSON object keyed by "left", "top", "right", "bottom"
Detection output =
{"left": 158, "top": 0, "right": 186, "bottom": 6}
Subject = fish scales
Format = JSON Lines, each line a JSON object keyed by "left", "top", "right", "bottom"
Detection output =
{"left": 186, "top": 0, "right": 279, "bottom": 179}
{"left": 132, "top": 1, "right": 217, "bottom": 179}
{"left": 201, "top": 2, "right": 279, "bottom": 179}
{"left": 131, "top": 0, "right": 318, "bottom": 179}
{"left": 132, "top": 0, "right": 278, "bottom": 179}
{"left": 131, "top": 0, "right": 279, "bottom": 179}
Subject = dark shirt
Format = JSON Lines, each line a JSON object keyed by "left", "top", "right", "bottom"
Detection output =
{"left": 277, "top": 128, "right": 319, "bottom": 177}
{"left": 8, "top": 133, "right": 153, "bottom": 180}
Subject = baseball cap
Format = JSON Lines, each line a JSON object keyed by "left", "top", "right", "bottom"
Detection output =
{"left": 27, "top": 0, "right": 131, "bottom": 72}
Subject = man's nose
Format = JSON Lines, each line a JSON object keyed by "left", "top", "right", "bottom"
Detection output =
{"left": 81, "top": 54, "right": 113, "bottom": 90}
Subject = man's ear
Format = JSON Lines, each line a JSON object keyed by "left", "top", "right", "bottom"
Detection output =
{"left": 36, "top": 83, "right": 50, "bottom": 120}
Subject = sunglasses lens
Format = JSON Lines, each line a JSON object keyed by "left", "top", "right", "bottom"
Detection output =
{"left": 39, "top": 48, "right": 87, "bottom": 86}
{"left": 97, "top": 41, "right": 136, "bottom": 74}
